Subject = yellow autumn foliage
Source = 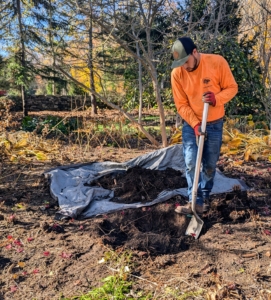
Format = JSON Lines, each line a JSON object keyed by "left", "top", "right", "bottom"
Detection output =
{"left": 169, "top": 129, "right": 182, "bottom": 145}
{"left": 228, "top": 138, "right": 243, "bottom": 149}
{"left": 222, "top": 134, "right": 232, "bottom": 143}
{"left": 0, "top": 131, "right": 60, "bottom": 162}
{"left": 14, "top": 139, "right": 29, "bottom": 149}
{"left": 34, "top": 151, "right": 48, "bottom": 161}
{"left": 169, "top": 117, "right": 271, "bottom": 162}
{"left": 244, "top": 148, "right": 252, "bottom": 161}
{"left": 263, "top": 135, "right": 271, "bottom": 146}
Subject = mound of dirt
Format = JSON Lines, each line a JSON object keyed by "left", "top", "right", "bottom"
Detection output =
{"left": 90, "top": 166, "right": 187, "bottom": 204}
{"left": 93, "top": 199, "right": 189, "bottom": 255}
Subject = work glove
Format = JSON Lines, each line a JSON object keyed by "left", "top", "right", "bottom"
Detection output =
{"left": 194, "top": 123, "right": 201, "bottom": 137}
{"left": 202, "top": 91, "right": 216, "bottom": 106}
{"left": 194, "top": 123, "right": 201, "bottom": 145}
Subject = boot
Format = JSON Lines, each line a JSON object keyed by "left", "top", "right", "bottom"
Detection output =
{"left": 175, "top": 203, "right": 203, "bottom": 215}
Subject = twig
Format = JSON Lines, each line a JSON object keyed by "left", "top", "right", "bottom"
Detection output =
{"left": 97, "top": 225, "right": 116, "bottom": 236}
{"left": 106, "top": 266, "right": 158, "bottom": 285}
{"left": 139, "top": 176, "right": 151, "bottom": 200}
{"left": 12, "top": 165, "right": 27, "bottom": 187}
{"left": 129, "top": 273, "right": 158, "bottom": 286}
{"left": 120, "top": 213, "right": 151, "bottom": 230}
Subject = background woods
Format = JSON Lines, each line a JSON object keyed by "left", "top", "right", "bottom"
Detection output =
{"left": 0, "top": 0, "right": 270, "bottom": 144}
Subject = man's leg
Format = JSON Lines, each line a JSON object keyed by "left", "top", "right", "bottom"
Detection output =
{"left": 201, "top": 119, "right": 223, "bottom": 211}
{"left": 175, "top": 121, "right": 203, "bottom": 215}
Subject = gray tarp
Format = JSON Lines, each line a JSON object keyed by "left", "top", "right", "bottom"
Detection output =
{"left": 45, "top": 144, "right": 248, "bottom": 220}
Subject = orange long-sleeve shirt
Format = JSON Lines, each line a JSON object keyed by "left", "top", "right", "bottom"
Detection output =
{"left": 171, "top": 53, "right": 238, "bottom": 128}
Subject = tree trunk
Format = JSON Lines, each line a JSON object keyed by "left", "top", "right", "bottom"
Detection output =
{"left": 152, "top": 76, "right": 167, "bottom": 147}
{"left": 144, "top": 25, "right": 167, "bottom": 147}
{"left": 16, "top": 0, "right": 27, "bottom": 116}
{"left": 88, "top": 0, "right": 97, "bottom": 115}
{"left": 136, "top": 41, "right": 143, "bottom": 124}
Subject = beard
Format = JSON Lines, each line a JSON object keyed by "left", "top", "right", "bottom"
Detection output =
{"left": 186, "top": 55, "right": 199, "bottom": 72}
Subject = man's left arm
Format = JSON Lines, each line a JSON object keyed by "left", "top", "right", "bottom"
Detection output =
{"left": 215, "top": 56, "right": 238, "bottom": 106}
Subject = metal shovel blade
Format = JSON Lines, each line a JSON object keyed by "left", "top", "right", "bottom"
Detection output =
{"left": 185, "top": 215, "right": 204, "bottom": 239}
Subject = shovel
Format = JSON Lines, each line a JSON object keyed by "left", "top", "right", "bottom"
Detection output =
{"left": 185, "top": 102, "right": 209, "bottom": 239}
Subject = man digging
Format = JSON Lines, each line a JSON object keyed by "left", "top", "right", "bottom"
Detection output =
{"left": 170, "top": 37, "right": 238, "bottom": 215}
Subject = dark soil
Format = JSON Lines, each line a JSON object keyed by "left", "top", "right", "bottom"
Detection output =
{"left": 1, "top": 146, "right": 271, "bottom": 299}
{"left": 90, "top": 166, "right": 187, "bottom": 204}
{"left": 1, "top": 110, "right": 271, "bottom": 299}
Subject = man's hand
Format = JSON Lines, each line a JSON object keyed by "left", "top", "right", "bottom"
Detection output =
{"left": 194, "top": 123, "right": 201, "bottom": 136}
{"left": 202, "top": 91, "right": 216, "bottom": 106}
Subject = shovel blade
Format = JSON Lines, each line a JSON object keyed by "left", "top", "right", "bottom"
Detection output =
{"left": 185, "top": 215, "right": 204, "bottom": 239}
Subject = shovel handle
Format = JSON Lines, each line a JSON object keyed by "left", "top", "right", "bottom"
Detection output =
{"left": 191, "top": 103, "right": 209, "bottom": 219}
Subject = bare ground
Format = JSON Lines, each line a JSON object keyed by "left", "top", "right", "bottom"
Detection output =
{"left": 0, "top": 111, "right": 271, "bottom": 299}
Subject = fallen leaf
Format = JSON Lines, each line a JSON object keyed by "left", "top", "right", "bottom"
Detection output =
{"left": 98, "top": 258, "right": 105, "bottom": 264}
{"left": 73, "top": 280, "right": 81, "bottom": 286}
{"left": 8, "top": 214, "right": 16, "bottom": 222}
{"left": 60, "top": 252, "right": 72, "bottom": 259}
{"left": 0, "top": 241, "right": 9, "bottom": 247}
{"left": 242, "top": 253, "right": 257, "bottom": 258}
{"left": 7, "top": 235, "right": 13, "bottom": 240}
{"left": 137, "top": 251, "right": 147, "bottom": 257}
{"left": 14, "top": 139, "right": 28, "bottom": 149}
{"left": 52, "top": 223, "right": 60, "bottom": 229}
{"left": 35, "top": 151, "right": 48, "bottom": 161}
{"left": 263, "top": 229, "right": 271, "bottom": 236}
{"left": 227, "top": 282, "right": 237, "bottom": 290}
{"left": 14, "top": 240, "right": 23, "bottom": 247}
{"left": 43, "top": 251, "right": 50, "bottom": 256}
{"left": 18, "top": 262, "right": 25, "bottom": 268}
{"left": 15, "top": 203, "right": 26, "bottom": 210}
{"left": 27, "top": 237, "right": 34, "bottom": 242}
{"left": 10, "top": 286, "right": 18, "bottom": 292}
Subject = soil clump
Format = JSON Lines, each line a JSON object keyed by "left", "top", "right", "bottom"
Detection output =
{"left": 90, "top": 166, "right": 187, "bottom": 204}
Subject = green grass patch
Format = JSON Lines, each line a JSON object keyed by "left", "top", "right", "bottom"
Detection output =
{"left": 61, "top": 250, "right": 153, "bottom": 300}
{"left": 22, "top": 115, "right": 80, "bottom": 135}
{"left": 61, "top": 275, "right": 152, "bottom": 300}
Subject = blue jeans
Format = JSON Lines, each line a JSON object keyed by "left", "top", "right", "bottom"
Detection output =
{"left": 182, "top": 119, "right": 223, "bottom": 205}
